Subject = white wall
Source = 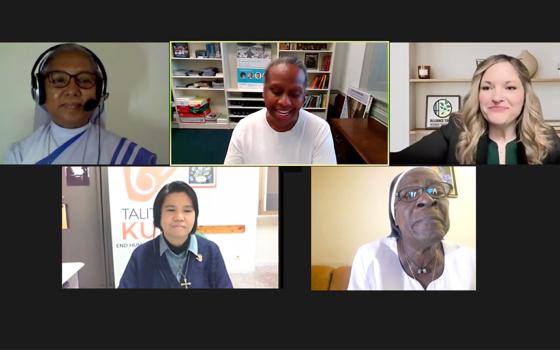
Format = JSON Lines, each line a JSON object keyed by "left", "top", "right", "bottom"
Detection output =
{"left": 0, "top": 43, "right": 169, "bottom": 163}
{"left": 331, "top": 42, "right": 366, "bottom": 95}
{"left": 359, "top": 42, "right": 388, "bottom": 99}
{"left": 311, "top": 166, "right": 476, "bottom": 267}
{"left": 391, "top": 42, "right": 560, "bottom": 150}
{"left": 390, "top": 43, "right": 410, "bottom": 151}
{"left": 255, "top": 215, "right": 279, "bottom": 265}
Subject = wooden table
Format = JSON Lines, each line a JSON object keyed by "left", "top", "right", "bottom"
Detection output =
{"left": 329, "top": 118, "right": 388, "bottom": 164}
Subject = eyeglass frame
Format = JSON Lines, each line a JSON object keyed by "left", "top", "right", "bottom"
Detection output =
{"left": 395, "top": 181, "right": 454, "bottom": 203}
{"left": 44, "top": 70, "right": 99, "bottom": 89}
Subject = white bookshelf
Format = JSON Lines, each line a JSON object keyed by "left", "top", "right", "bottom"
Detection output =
{"left": 171, "top": 42, "right": 336, "bottom": 129}
{"left": 171, "top": 42, "right": 228, "bottom": 127}
{"left": 278, "top": 42, "right": 336, "bottom": 118}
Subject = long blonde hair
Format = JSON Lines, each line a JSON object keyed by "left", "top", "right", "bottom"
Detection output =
{"left": 455, "top": 54, "right": 555, "bottom": 164}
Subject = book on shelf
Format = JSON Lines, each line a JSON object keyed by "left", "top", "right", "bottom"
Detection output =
{"left": 308, "top": 74, "right": 329, "bottom": 89}
{"left": 303, "top": 94, "right": 324, "bottom": 108}
{"left": 204, "top": 43, "right": 221, "bottom": 58}
{"left": 295, "top": 43, "right": 328, "bottom": 50}
{"left": 319, "top": 74, "right": 328, "bottom": 89}
{"left": 309, "top": 76, "right": 319, "bottom": 89}
{"left": 321, "top": 55, "right": 331, "bottom": 71}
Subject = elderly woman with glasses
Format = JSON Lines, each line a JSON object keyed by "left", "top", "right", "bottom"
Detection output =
{"left": 4, "top": 43, "right": 156, "bottom": 165}
{"left": 348, "top": 167, "right": 476, "bottom": 290}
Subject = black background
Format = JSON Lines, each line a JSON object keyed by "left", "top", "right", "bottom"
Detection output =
{"left": 2, "top": 166, "right": 560, "bottom": 349}
{"left": 2, "top": 3, "right": 560, "bottom": 348}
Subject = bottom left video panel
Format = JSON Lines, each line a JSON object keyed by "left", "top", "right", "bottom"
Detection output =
{"left": 61, "top": 166, "right": 279, "bottom": 289}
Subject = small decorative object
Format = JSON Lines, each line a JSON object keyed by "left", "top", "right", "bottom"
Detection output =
{"left": 431, "top": 166, "right": 458, "bottom": 197}
{"left": 188, "top": 167, "right": 216, "bottom": 188}
{"left": 304, "top": 53, "right": 319, "bottom": 70}
{"left": 426, "top": 95, "right": 461, "bottom": 129}
{"left": 517, "top": 50, "right": 538, "bottom": 78}
{"left": 195, "top": 50, "right": 207, "bottom": 58}
{"left": 476, "top": 58, "right": 485, "bottom": 67}
{"left": 172, "top": 43, "right": 189, "bottom": 58}
{"left": 417, "top": 65, "right": 431, "bottom": 79}
{"left": 557, "top": 64, "right": 560, "bottom": 78}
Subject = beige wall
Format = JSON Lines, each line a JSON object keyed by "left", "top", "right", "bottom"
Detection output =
{"left": 256, "top": 215, "right": 279, "bottom": 265}
{"left": 311, "top": 166, "right": 476, "bottom": 267}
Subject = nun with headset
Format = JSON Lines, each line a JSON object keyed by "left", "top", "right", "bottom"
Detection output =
{"left": 119, "top": 181, "right": 233, "bottom": 288}
{"left": 4, "top": 43, "right": 157, "bottom": 164}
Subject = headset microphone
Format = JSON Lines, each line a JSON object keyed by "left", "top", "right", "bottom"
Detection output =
{"left": 83, "top": 99, "right": 99, "bottom": 112}
{"left": 84, "top": 92, "right": 109, "bottom": 112}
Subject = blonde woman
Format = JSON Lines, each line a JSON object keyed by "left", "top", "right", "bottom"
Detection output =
{"left": 391, "top": 54, "right": 560, "bottom": 165}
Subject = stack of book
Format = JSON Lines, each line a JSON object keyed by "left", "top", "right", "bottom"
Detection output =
{"left": 176, "top": 97, "right": 211, "bottom": 123}
{"left": 370, "top": 99, "right": 388, "bottom": 126}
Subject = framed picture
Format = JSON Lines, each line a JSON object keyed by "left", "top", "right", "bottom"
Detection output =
{"left": 304, "top": 53, "right": 319, "bottom": 70}
{"left": 425, "top": 95, "right": 461, "bottom": 129}
{"left": 172, "top": 43, "right": 189, "bottom": 58}
{"left": 431, "top": 166, "right": 457, "bottom": 197}
{"left": 340, "top": 87, "right": 373, "bottom": 119}
{"left": 65, "top": 166, "right": 90, "bottom": 186}
{"left": 187, "top": 167, "right": 216, "bottom": 188}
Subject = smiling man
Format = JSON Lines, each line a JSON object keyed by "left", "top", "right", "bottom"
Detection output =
{"left": 348, "top": 167, "right": 476, "bottom": 290}
{"left": 224, "top": 56, "right": 336, "bottom": 164}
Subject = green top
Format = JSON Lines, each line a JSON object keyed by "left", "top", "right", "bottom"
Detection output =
{"left": 487, "top": 139, "right": 518, "bottom": 164}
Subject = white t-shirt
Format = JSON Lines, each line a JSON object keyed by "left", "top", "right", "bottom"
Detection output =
{"left": 224, "top": 108, "right": 337, "bottom": 164}
{"left": 348, "top": 237, "right": 476, "bottom": 290}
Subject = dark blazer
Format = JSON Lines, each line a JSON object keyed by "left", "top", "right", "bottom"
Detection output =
{"left": 390, "top": 116, "right": 560, "bottom": 165}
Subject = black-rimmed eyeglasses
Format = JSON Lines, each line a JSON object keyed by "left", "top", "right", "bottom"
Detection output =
{"left": 45, "top": 71, "right": 98, "bottom": 89}
{"left": 396, "top": 182, "right": 453, "bottom": 202}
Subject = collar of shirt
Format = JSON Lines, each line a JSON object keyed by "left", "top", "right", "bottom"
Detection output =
{"left": 159, "top": 233, "right": 199, "bottom": 257}
{"left": 159, "top": 234, "right": 199, "bottom": 282}
{"left": 50, "top": 120, "right": 91, "bottom": 145}
{"left": 383, "top": 236, "right": 455, "bottom": 261}
{"left": 487, "top": 139, "right": 518, "bottom": 165}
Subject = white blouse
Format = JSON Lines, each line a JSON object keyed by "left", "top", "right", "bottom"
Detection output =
{"left": 348, "top": 237, "right": 476, "bottom": 290}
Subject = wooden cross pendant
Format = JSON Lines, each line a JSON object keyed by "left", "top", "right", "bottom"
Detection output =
{"left": 181, "top": 278, "right": 191, "bottom": 289}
